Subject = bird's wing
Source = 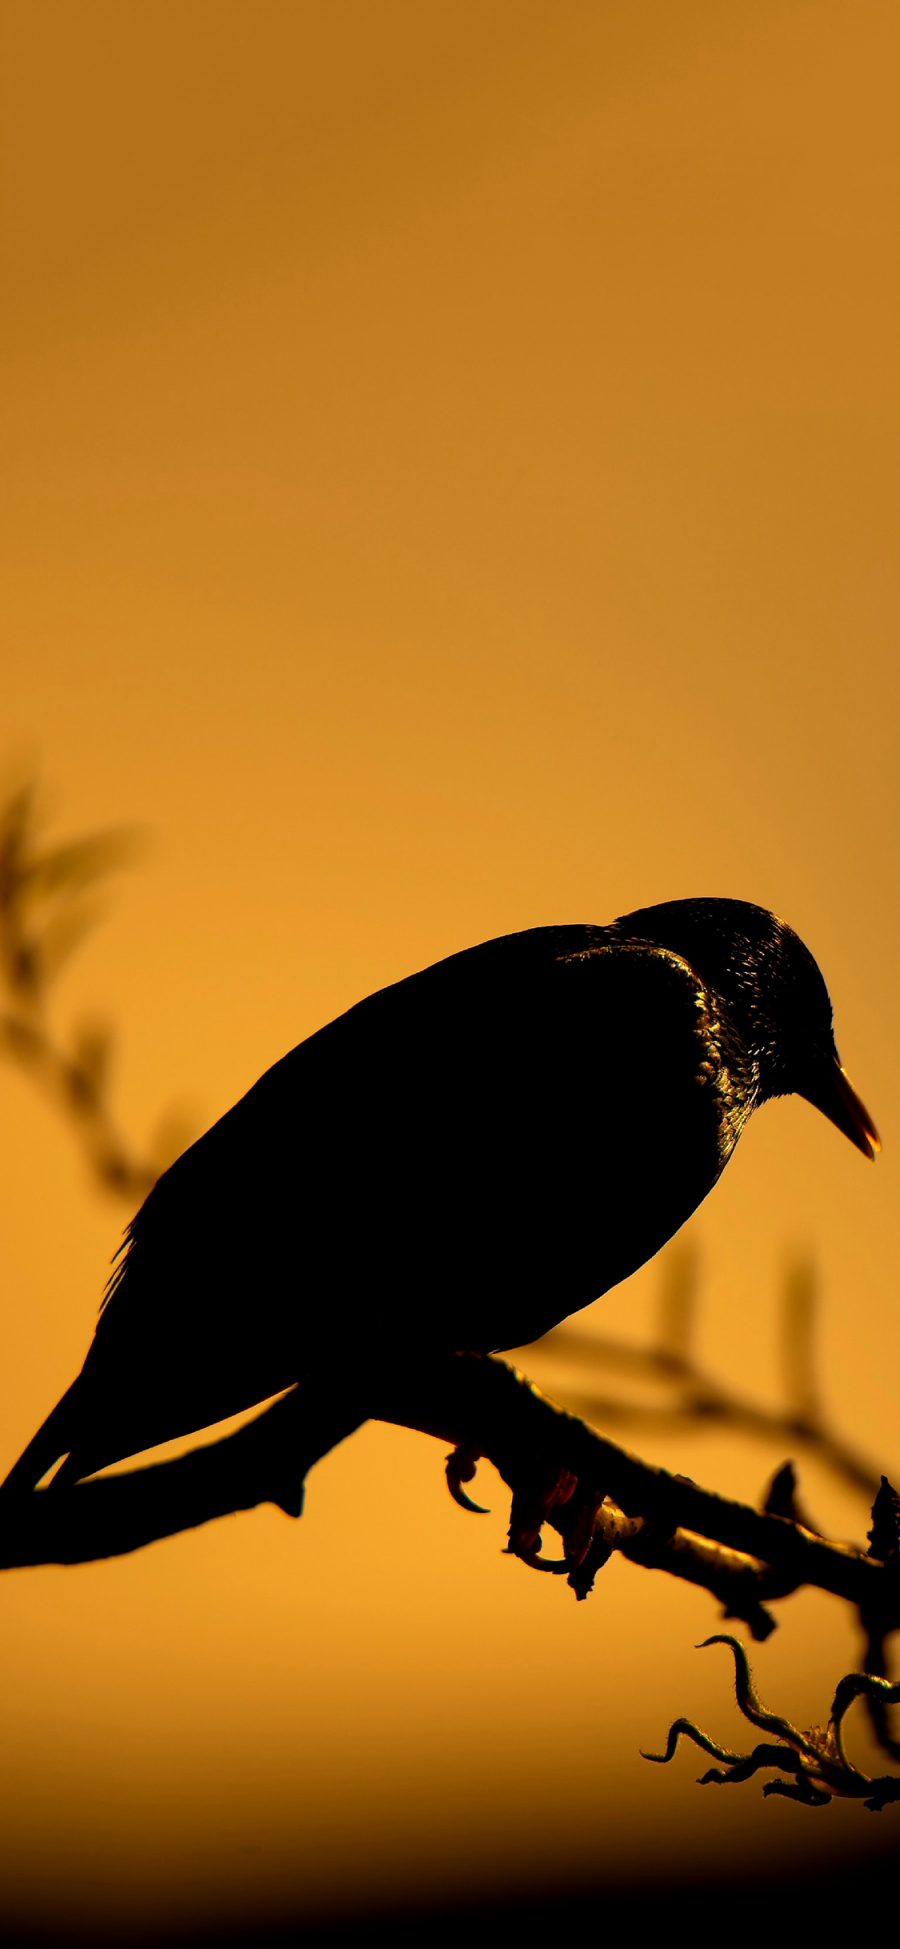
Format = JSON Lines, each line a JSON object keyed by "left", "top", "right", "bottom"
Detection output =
{"left": 73, "top": 928, "right": 729, "bottom": 1464}
{"left": 101, "top": 929, "right": 722, "bottom": 1307}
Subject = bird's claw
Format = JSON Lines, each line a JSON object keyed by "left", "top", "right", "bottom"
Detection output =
{"left": 445, "top": 1445, "right": 489, "bottom": 1514}
{"left": 508, "top": 1464, "right": 579, "bottom": 1560}
{"left": 508, "top": 1539, "right": 570, "bottom": 1574}
{"left": 447, "top": 1445, "right": 611, "bottom": 1591}
{"left": 506, "top": 1467, "right": 610, "bottom": 1595}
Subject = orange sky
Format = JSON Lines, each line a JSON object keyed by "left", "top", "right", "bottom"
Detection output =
{"left": 2, "top": 1, "right": 899, "bottom": 1937}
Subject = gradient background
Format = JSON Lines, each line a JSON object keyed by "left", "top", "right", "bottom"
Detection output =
{"left": 2, "top": 0, "right": 899, "bottom": 1938}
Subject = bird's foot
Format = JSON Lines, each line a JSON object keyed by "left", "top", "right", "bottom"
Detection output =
{"left": 446, "top": 1442, "right": 612, "bottom": 1597}
{"left": 507, "top": 1466, "right": 610, "bottom": 1593}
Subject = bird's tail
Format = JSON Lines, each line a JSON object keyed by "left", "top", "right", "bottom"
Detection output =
{"left": 0, "top": 1378, "right": 83, "bottom": 1494}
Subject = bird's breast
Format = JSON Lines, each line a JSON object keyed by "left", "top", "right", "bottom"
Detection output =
{"left": 405, "top": 1047, "right": 737, "bottom": 1353}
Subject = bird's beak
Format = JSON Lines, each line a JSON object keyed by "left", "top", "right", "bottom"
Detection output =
{"left": 800, "top": 1059, "right": 881, "bottom": 1161}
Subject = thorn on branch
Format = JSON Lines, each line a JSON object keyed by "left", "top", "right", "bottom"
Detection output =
{"left": 868, "top": 1477, "right": 900, "bottom": 1564}
{"left": 762, "top": 1460, "right": 820, "bottom": 1534}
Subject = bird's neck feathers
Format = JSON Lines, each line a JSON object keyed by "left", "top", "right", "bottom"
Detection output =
{"left": 613, "top": 897, "right": 835, "bottom": 1103}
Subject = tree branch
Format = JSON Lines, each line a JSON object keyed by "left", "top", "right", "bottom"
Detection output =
{"left": 2, "top": 1354, "right": 896, "bottom": 1652}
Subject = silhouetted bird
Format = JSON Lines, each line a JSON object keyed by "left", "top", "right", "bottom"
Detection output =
{"left": 2, "top": 898, "right": 879, "bottom": 1493}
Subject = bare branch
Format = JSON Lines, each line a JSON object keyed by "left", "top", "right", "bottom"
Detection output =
{"left": 1, "top": 1357, "right": 897, "bottom": 1656}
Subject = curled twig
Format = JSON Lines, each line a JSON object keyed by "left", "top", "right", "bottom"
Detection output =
{"left": 644, "top": 1634, "right": 900, "bottom": 1810}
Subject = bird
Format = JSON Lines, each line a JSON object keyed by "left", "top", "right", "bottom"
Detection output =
{"left": 1, "top": 896, "right": 879, "bottom": 1496}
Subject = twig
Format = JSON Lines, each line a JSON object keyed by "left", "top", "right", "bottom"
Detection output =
{"left": 644, "top": 1634, "right": 900, "bottom": 1811}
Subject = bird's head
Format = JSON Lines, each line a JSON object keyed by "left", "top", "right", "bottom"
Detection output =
{"left": 615, "top": 897, "right": 880, "bottom": 1160}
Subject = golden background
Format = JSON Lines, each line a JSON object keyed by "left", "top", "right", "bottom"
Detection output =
{"left": 2, "top": 0, "right": 899, "bottom": 1936}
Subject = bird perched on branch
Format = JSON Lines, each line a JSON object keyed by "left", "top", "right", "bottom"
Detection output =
{"left": 2, "top": 897, "right": 879, "bottom": 1494}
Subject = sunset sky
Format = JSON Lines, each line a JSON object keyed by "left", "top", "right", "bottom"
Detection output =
{"left": 2, "top": 1, "right": 899, "bottom": 1937}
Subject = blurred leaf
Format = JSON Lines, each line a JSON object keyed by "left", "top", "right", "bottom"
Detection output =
{"left": 0, "top": 782, "right": 36, "bottom": 901}
{"left": 657, "top": 1241, "right": 699, "bottom": 1364}
{"left": 780, "top": 1256, "right": 821, "bottom": 1425}
{"left": 20, "top": 828, "right": 143, "bottom": 901}
{"left": 33, "top": 897, "right": 110, "bottom": 985}
{"left": 149, "top": 1107, "right": 197, "bottom": 1175}
{"left": 0, "top": 1012, "right": 43, "bottom": 1058}
{"left": 70, "top": 1015, "right": 114, "bottom": 1094}
{"left": 6, "top": 936, "right": 41, "bottom": 997}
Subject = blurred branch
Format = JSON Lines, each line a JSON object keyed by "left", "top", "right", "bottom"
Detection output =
{"left": 0, "top": 781, "right": 191, "bottom": 1198}
{"left": 544, "top": 1244, "right": 881, "bottom": 1502}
